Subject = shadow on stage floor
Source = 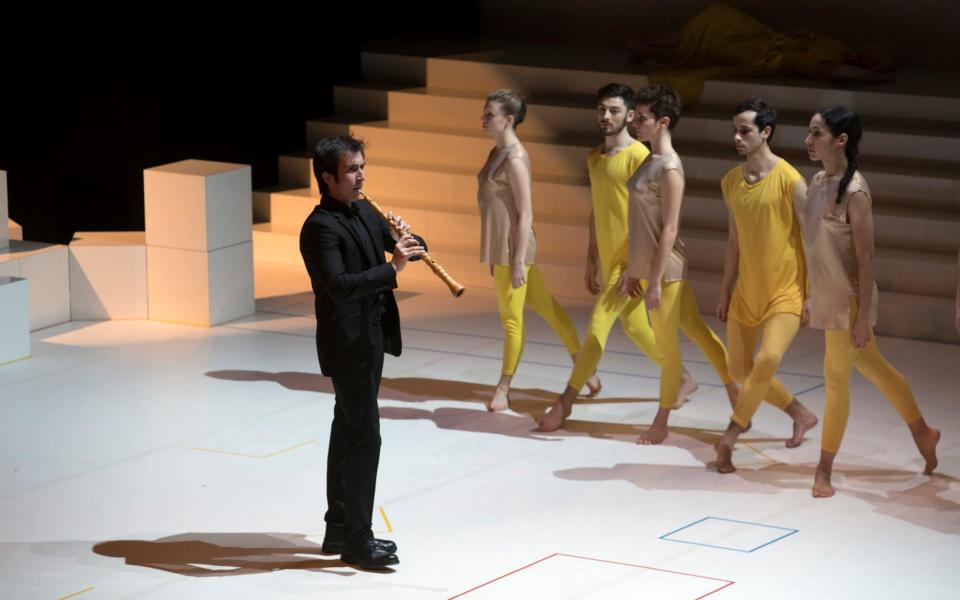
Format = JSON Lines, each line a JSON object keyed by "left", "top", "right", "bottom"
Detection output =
{"left": 205, "top": 369, "right": 735, "bottom": 446}
{"left": 206, "top": 369, "right": 960, "bottom": 534}
{"left": 92, "top": 533, "right": 365, "bottom": 577}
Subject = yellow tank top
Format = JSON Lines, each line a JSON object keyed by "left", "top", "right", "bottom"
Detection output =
{"left": 722, "top": 159, "right": 806, "bottom": 326}
{"left": 587, "top": 141, "right": 650, "bottom": 280}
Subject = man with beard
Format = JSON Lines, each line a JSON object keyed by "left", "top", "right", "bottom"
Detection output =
{"left": 539, "top": 83, "right": 705, "bottom": 431}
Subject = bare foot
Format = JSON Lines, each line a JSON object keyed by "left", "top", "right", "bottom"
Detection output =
{"left": 487, "top": 385, "right": 509, "bottom": 412}
{"left": 638, "top": 423, "right": 668, "bottom": 445}
{"left": 537, "top": 400, "right": 571, "bottom": 432}
{"left": 915, "top": 426, "right": 940, "bottom": 475}
{"left": 785, "top": 402, "right": 819, "bottom": 448}
{"left": 715, "top": 441, "right": 736, "bottom": 473}
{"left": 583, "top": 373, "right": 602, "bottom": 398}
{"left": 812, "top": 465, "right": 835, "bottom": 498}
{"left": 638, "top": 408, "right": 671, "bottom": 445}
{"left": 673, "top": 368, "right": 698, "bottom": 409}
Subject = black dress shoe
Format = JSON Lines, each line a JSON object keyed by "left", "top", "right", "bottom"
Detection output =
{"left": 321, "top": 537, "right": 397, "bottom": 554}
{"left": 340, "top": 539, "right": 399, "bottom": 569}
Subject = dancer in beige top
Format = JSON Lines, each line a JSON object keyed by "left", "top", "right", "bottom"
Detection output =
{"left": 617, "top": 85, "right": 741, "bottom": 444}
{"left": 802, "top": 105, "right": 939, "bottom": 497}
{"left": 479, "top": 89, "right": 594, "bottom": 411}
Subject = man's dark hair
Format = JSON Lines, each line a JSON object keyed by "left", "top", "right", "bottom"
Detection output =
{"left": 313, "top": 135, "right": 365, "bottom": 196}
{"left": 734, "top": 98, "right": 778, "bottom": 141}
{"left": 597, "top": 83, "right": 636, "bottom": 110}
{"left": 636, "top": 85, "right": 682, "bottom": 130}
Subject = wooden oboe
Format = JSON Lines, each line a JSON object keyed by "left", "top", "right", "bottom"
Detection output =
{"left": 361, "top": 193, "right": 466, "bottom": 298}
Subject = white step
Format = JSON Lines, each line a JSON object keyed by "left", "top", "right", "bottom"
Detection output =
{"left": 259, "top": 186, "right": 957, "bottom": 300}
{"left": 276, "top": 150, "right": 960, "bottom": 255}
{"left": 411, "top": 49, "right": 960, "bottom": 124}
{"left": 338, "top": 85, "right": 960, "bottom": 167}
{"left": 307, "top": 120, "right": 960, "bottom": 215}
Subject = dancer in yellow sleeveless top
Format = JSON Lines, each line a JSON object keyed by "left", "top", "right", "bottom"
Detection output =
{"left": 714, "top": 99, "right": 820, "bottom": 473}
{"left": 614, "top": 86, "right": 741, "bottom": 444}
{"left": 478, "top": 89, "right": 590, "bottom": 412}
{"left": 538, "top": 84, "right": 719, "bottom": 432}
{"left": 801, "top": 106, "right": 939, "bottom": 497}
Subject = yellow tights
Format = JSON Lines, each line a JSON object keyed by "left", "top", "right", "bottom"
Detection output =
{"left": 821, "top": 305, "right": 922, "bottom": 453}
{"left": 728, "top": 313, "right": 800, "bottom": 428}
{"left": 495, "top": 264, "right": 581, "bottom": 376}
{"left": 568, "top": 269, "right": 733, "bottom": 394}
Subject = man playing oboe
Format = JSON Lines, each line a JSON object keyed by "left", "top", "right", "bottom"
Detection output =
{"left": 300, "top": 135, "right": 424, "bottom": 569}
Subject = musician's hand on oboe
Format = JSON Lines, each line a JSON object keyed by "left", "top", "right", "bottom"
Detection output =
{"left": 390, "top": 235, "right": 424, "bottom": 273}
{"left": 385, "top": 211, "right": 411, "bottom": 242}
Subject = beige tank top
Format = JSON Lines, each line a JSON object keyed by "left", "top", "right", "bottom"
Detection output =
{"left": 625, "top": 152, "right": 688, "bottom": 282}
{"left": 478, "top": 145, "right": 537, "bottom": 265}
{"left": 801, "top": 170, "right": 878, "bottom": 330}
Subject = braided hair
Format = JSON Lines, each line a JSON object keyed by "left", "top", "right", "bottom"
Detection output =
{"left": 817, "top": 106, "right": 863, "bottom": 203}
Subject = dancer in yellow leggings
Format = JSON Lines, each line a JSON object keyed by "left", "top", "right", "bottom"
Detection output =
{"left": 801, "top": 105, "right": 939, "bottom": 497}
{"left": 714, "top": 99, "right": 820, "bottom": 473}
{"left": 538, "top": 84, "right": 727, "bottom": 432}
{"left": 614, "top": 85, "right": 740, "bottom": 444}
{"left": 479, "top": 89, "right": 591, "bottom": 412}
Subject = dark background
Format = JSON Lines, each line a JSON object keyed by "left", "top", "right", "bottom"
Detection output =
{"left": 0, "top": 2, "right": 481, "bottom": 244}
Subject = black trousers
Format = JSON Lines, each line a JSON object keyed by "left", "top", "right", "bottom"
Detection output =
{"left": 325, "top": 310, "right": 385, "bottom": 545}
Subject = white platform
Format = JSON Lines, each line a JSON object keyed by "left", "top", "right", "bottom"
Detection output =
{"left": 144, "top": 160, "right": 252, "bottom": 252}
{"left": 0, "top": 241, "right": 70, "bottom": 331}
{"left": 147, "top": 242, "right": 254, "bottom": 327}
{"left": 0, "top": 276, "right": 30, "bottom": 365}
{"left": 69, "top": 232, "right": 148, "bottom": 320}
{"left": 0, "top": 262, "right": 957, "bottom": 599}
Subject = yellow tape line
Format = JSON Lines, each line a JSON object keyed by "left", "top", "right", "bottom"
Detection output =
{"left": 189, "top": 439, "right": 315, "bottom": 459}
{"left": 59, "top": 587, "right": 94, "bottom": 600}
{"left": 741, "top": 442, "right": 780, "bottom": 465}
{"left": 379, "top": 507, "right": 393, "bottom": 533}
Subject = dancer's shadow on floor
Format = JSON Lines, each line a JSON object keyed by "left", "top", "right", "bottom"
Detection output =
{"left": 555, "top": 460, "right": 960, "bottom": 534}
{"left": 206, "top": 370, "right": 734, "bottom": 445}
{"left": 92, "top": 532, "right": 368, "bottom": 577}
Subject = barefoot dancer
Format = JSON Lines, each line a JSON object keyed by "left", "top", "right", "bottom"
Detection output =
{"left": 714, "top": 99, "right": 819, "bottom": 473}
{"left": 478, "top": 89, "right": 590, "bottom": 412}
{"left": 615, "top": 86, "right": 742, "bottom": 444}
{"left": 538, "top": 83, "right": 700, "bottom": 432}
{"left": 801, "top": 106, "right": 939, "bottom": 497}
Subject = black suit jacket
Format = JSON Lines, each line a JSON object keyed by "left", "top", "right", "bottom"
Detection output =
{"left": 299, "top": 195, "right": 422, "bottom": 377}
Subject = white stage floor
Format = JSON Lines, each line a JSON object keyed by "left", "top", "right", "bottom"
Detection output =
{"left": 1, "top": 261, "right": 958, "bottom": 599}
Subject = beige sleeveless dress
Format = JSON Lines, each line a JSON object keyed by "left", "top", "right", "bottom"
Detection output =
{"left": 801, "top": 170, "right": 878, "bottom": 330}
{"left": 625, "top": 152, "right": 688, "bottom": 282}
{"left": 477, "top": 144, "right": 537, "bottom": 266}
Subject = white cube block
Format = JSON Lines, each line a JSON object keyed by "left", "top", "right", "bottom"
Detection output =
{"left": 0, "top": 276, "right": 30, "bottom": 364}
{"left": 1, "top": 170, "right": 8, "bottom": 248}
{"left": 7, "top": 219, "right": 21, "bottom": 241}
{"left": 144, "top": 160, "right": 252, "bottom": 252}
{"left": 147, "top": 241, "right": 254, "bottom": 327}
{"left": 0, "top": 241, "right": 70, "bottom": 331}
{"left": 69, "top": 232, "right": 148, "bottom": 320}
